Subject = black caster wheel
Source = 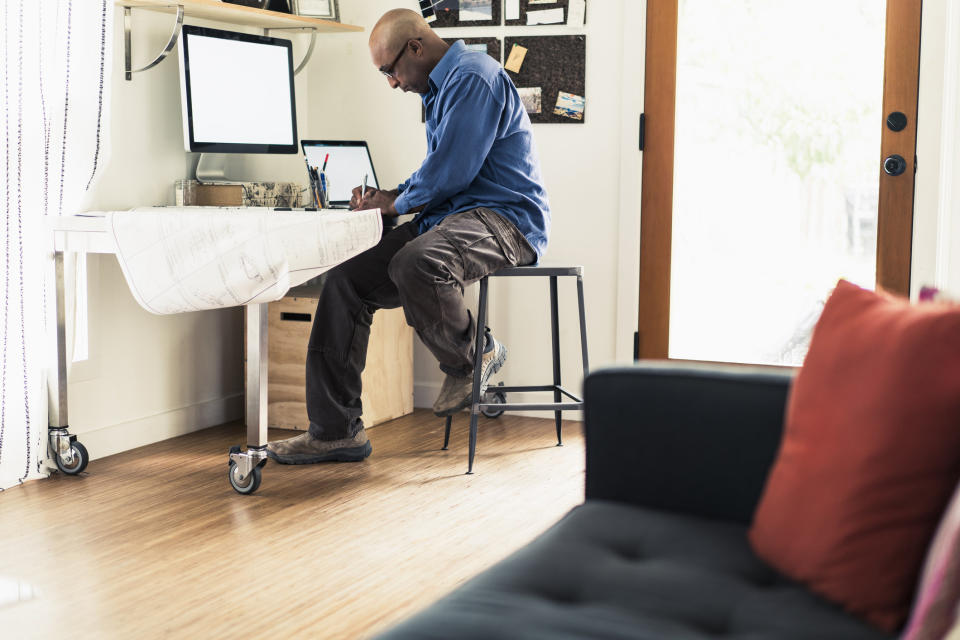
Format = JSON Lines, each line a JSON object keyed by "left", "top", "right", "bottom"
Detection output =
{"left": 482, "top": 383, "right": 506, "bottom": 419}
{"left": 55, "top": 441, "right": 89, "bottom": 475}
{"left": 228, "top": 460, "right": 262, "bottom": 495}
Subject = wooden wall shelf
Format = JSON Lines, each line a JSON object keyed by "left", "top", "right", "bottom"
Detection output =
{"left": 119, "top": 0, "right": 362, "bottom": 80}
{"left": 117, "top": 0, "right": 363, "bottom": 32}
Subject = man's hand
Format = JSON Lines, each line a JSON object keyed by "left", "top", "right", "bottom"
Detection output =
{"left": 350, "top": 187, "right": 399, "bottom": 215}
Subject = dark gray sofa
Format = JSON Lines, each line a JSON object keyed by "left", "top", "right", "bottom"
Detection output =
{"left": 376, "top": 363, "right": 894, "bottom": 640}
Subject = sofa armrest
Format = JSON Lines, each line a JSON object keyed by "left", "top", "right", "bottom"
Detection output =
{"left": 584, "top": 362, "right": 793, "bottom": 525}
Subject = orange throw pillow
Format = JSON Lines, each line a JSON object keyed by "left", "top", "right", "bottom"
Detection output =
{"left": 748, "top": 279, "right": 960, "bottom": 632}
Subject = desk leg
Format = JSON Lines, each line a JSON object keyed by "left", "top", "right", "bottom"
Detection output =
{"left": 245, "top": 302, "right": 268, "bottom": 448}
{"left": 47, "top": 251, "right": 89, "bottom": 475}
{"left": 228, "top": 302, "right": 269, "bottom": 495}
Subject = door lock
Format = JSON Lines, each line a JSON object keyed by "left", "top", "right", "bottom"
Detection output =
{"left": 883, "top": 154, "right": 907, "bottom": 176}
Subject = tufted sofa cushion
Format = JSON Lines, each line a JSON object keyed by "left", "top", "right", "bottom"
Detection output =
{"left": 377, "top": 501, "right": 892, "bottom": 640}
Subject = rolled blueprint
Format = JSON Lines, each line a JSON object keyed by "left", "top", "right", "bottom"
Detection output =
{"left": 107, "top": 207, "right": 382, "bottom": 314}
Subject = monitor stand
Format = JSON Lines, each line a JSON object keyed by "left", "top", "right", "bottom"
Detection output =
{"left": 195, "top": 153, "right": 242, "bottom": 184}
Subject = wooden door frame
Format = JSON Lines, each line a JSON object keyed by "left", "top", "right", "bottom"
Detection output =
{"left": 636, "top": 0, "right": 678, "bottom": 360}
{"left": 878, "top": 0, "right": 923, "bottom": 295}
{"left": 637, "top": 0, "right": 922, "bottom": 360}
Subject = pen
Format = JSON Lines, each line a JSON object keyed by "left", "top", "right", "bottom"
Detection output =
{"left": 361, "top": 173, "right": 368, "bottom": 202}
{"left": 322, "top": 153, "right": 329, "bottom": 172}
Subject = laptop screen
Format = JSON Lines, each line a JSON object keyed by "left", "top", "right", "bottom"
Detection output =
{"left": 301, "top": 140, "right": 380, "bottom": 206}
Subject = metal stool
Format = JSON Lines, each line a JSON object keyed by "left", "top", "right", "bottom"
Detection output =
{"left": 443, "top": 265, "right": 589, "bottom": 473}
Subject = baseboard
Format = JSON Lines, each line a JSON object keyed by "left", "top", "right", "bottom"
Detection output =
{"left": 413, "top": 381, "right": 442, "bottom": 409}
{"left": 74, "top": 393, "right": 244, "bottom": 461}
{"left": 414, "top": 382, "right": 583, "bottom": 421}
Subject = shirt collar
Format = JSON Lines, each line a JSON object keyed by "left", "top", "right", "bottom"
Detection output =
{"left": 428, "top": 39, "right": 466, "bottom": 94}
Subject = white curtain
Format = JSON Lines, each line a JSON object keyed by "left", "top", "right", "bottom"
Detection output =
{"left": 0, "top": 0, "right": 112, "bottom": 489}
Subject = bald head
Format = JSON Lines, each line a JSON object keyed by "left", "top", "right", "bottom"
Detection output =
{"left": 369, "top": 9, "right": 431, "bottom": 54}
{"left": 369, "top": 8, "right": 449, "bottom": 95}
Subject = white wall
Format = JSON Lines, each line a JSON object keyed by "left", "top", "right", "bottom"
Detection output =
{"left": 914, "top": 0, "right": 960, "bottom": 296}
{"left": 310, "top": 1, "right": 636, "bottom": 414}
{"left": 73, "top": 8, "right": 315, "bottom": 458}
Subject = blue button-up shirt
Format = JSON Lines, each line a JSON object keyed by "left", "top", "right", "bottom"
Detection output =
{"left": 393, "top": 40, "right": 550, "bottom": 258}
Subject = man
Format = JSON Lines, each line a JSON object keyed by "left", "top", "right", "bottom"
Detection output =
{"left": 266, "top": 8, "right": 550, "bottom": 464}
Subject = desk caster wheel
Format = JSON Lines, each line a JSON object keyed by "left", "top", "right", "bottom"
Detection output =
{"left": 482, "top": 383, "right": 506, "bottom": 419}
{"left": 55, "top": 441, "right": 89, "bottom": 475}
{"left": 229, "top": 460, "right": 262, "bottom": 495}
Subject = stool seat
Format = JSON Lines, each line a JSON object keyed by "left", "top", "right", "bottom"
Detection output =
{"left": 442, "top": 263, "right": 589, "bottom": 474}
{"left": 492, "top": 265, "right": 583, "bottom": 277}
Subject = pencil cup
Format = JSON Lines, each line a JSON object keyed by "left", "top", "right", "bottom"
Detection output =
{"left": 319, "top": 171, "right": 330, "bottom": 209}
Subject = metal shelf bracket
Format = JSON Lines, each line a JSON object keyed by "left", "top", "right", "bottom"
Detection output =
{"left": 264, "top": 27, "right": 318, "bottom": 76}
{"left": 123, "top": 4, "right": 185, "bottom": 81}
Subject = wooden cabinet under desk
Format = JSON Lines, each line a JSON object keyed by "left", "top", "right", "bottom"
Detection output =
{"left": 266, "top": 296, "right": 414, "bottom": 430}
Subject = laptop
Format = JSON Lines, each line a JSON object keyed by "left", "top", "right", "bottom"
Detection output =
{"left": 301, "top": 140, "right": 381, "bottom": 209}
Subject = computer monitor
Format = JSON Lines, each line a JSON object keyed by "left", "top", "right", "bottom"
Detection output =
{"left": 178, "top": 25, "right": 297, "bottom": 182}
{"left": 301, "top": 140, "right": 381, "bottom": 208}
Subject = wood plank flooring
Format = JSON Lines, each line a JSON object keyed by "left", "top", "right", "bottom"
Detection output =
{"left": 0, "top": 410, "right": 585, "bottom": 639}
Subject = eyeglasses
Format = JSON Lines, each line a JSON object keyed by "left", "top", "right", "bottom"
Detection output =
{"left": 380, "top": 38, "right": 422, "bottom": 79}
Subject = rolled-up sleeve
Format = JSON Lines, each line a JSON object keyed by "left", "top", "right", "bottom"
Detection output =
{"left": 394, "top": 73, "right": 503, "bottom": 215}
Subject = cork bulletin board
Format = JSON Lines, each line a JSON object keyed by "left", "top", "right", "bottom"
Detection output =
{"left": 505, "top": 0, "right": 581, "bottom": 27}
{"left": 419, "top": 0, "right": 502, "bottom": 27}
{"left": 504, "top": 35, "right": 586, "bottom": 124}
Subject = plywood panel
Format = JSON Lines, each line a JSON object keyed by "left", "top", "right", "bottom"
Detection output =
{"left": 267, "top": 297, "right": 413, "bottom": 429}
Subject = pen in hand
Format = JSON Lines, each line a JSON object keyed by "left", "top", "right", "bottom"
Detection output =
{"left": 361, "top": 174, "right": 369, "bottom": 202}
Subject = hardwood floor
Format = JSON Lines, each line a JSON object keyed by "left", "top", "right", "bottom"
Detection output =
{"left": 0, "top": 410, "right": 585, "bottom": 639}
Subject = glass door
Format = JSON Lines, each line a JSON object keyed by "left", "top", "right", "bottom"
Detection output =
{"left": 637, "top": 0, "right": 922, "bottom": 365}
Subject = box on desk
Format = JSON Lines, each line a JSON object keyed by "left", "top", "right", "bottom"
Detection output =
{"left": 264, "top": 296, "right": 414, "bottom": 430}
{"left": 175, "top": 180, "right": 305, "bottom": 208}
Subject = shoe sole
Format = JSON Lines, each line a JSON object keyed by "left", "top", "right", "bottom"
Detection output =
{"left": 266, "top": 440, "right": 372, "bottom": 465}
{"left": 433, "top": 344, "right": 508, "bottom": 417}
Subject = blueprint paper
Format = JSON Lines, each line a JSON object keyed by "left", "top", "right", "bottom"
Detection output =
{"left": 107, "top": 207, "right": 381, "bottom": 315}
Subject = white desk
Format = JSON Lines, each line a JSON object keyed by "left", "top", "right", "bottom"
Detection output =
{"left": 48, "top": 211, "right": 377, "bottom": 494}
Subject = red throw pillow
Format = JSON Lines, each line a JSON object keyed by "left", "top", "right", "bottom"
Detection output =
{"left": 748, "top": 279, "right": 960, "bottom": 632}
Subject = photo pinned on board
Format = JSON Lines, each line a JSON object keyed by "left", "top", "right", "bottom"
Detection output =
{"left": 553, "top": 91, "right": 585, "bottom": 120}
{"left": 419, "top": 0, "right": 492, "bottom": 23}
{"left": 517, "top": 87, "right": 542, "bottom": 115}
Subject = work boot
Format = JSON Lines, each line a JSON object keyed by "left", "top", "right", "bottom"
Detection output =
{"left": 266, "top": 428, "right": 371, "bottom": 465}
{"left": 433, "top": 333, "right": 507, "bottom": 417}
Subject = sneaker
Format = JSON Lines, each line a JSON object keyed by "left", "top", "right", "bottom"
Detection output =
{"left": 432, "top": 334, "right": 507, "bottom": 416}
{"left": 266, "top": 429, "right": 371, "bottom": 465}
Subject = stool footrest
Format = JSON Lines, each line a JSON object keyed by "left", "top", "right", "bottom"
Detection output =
{"left": 496, "top": 385, "right": 583, "bottom": 402}
{"left": 474, "top": 401, "right": 584, "bottom": 413}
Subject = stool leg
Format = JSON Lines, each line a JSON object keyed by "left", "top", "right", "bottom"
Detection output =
{"left": 442, "top": 415, "right": 452, "bottom": 450}
{"left": 467, "top": 277, "right": 489, "bottom": 474}
{"left": 577, "top": 275, "right": 589, "bottom": 376}
{"left": 550, "top": 276, "right": 562, "bottom": 446}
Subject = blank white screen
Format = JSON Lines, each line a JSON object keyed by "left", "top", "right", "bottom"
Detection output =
{"left": 303, "top": 145, "right": 379, "bottom": 203}
{"left": 186, "top": 33, "right": 294, "bottom": 145}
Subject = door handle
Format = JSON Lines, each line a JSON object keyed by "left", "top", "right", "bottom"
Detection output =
{"left": 883, "top": 154, "right": 907, "bottom": 176}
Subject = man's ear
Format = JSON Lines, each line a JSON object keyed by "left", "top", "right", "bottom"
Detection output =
{"left": 409, "top": 38, "right": 424, "bottom": 57}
